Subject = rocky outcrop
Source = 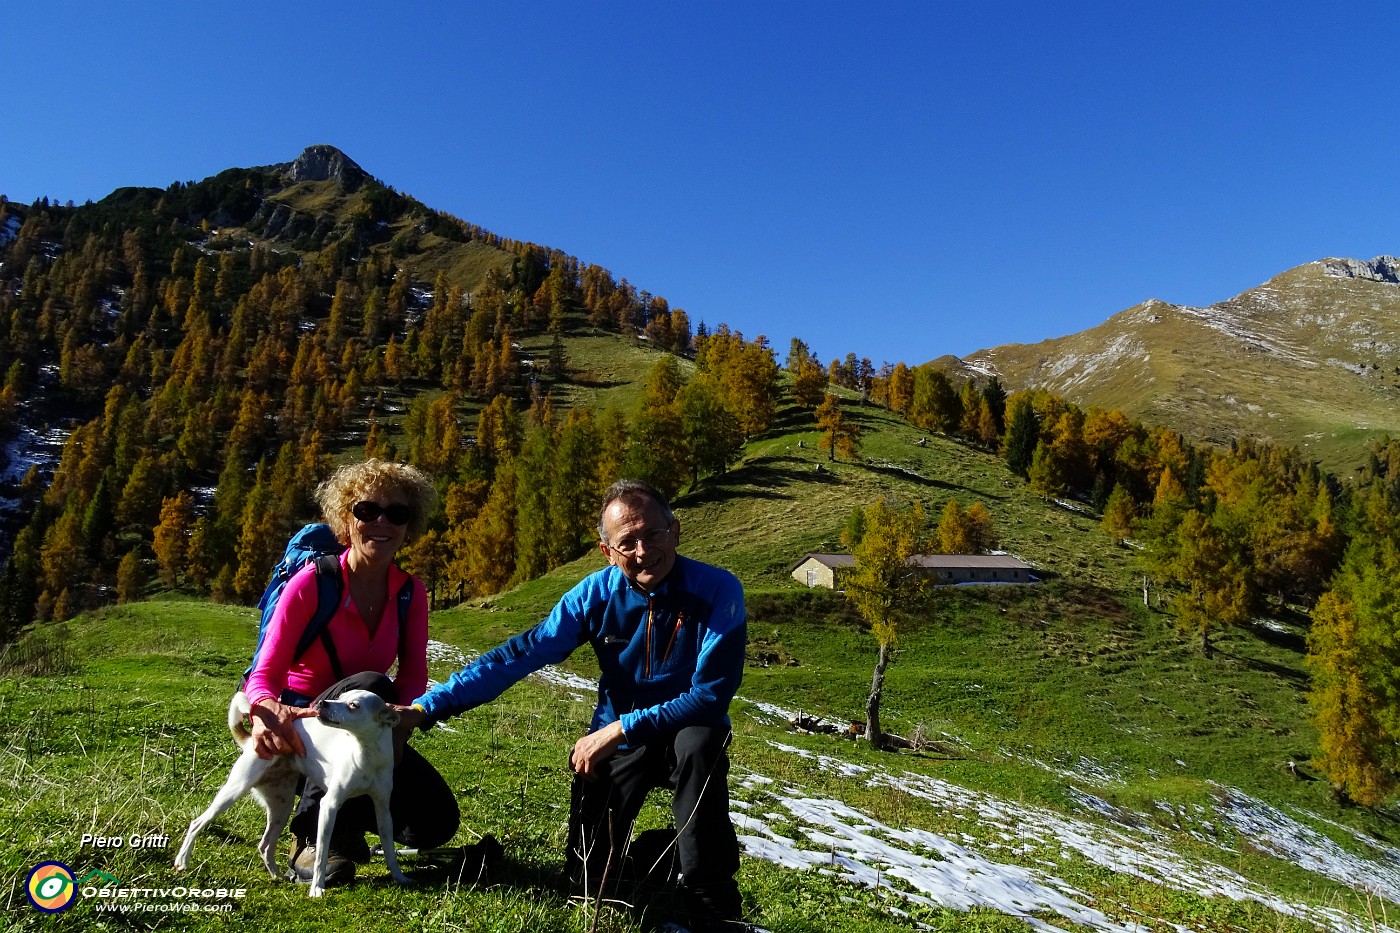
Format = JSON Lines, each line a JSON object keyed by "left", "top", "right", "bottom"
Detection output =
{"left": 242, "top": 146, "right": 376, "bottom": 241}
{"left": 278, "top": 145, "right": 371, "bottom": 192}
{"left": 1320, "top": 256, "right": 1400, "bottom": 284}
{"left": 249, "top": 200, "right": 338, "bottom": 242}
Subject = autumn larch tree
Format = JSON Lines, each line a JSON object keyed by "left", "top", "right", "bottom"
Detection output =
{"left": 1166, "top": 509, "right": 1252, "bottom": 657}
{"left": 1027, "top": 441, "right": 1068, "bottom": 498}
{"left": 965, "top": 501, "right": 998, "bottom": 553}
{"left": 791, "top": 358, "right": 827, "bottom": 408}
{"left": 1307, "top": 506, "right": 1400, "bottom": 806}
{"left": 910, "top": 367, "right": 962, "bottom": 434}
{"left": 1101, "top": 483, "right": 1137, "bottom": 545}
{"left": 462, "top": 460, "right": 519, "bottom": 597}
{"left": 511, "top": 416, "right": 559, "bottom": 584}
{"left": 934, "top": 499, "right": 996, "bottom": 554}
{"left": 843, "top": 499, "right": 928, "bottom": 749}
{"left": 152, "top": 491, "right": 195, "bottom": 588}
{"left": 886, "top": 362, "right": 915, "bottom": 416}
{"left": 116, "top": 548, "right": 146, "bottom": 604}
{"left": 815, "top": 393, "right": 861, "bottom": 462}
{"left": 935, "top": 500, "right": 973, "bottom": 554}
{"left": 549, "top": 408, "right": 603, "bottom": 564}
{"left": 625, "top": 356, "right": 691, "bottom": 498}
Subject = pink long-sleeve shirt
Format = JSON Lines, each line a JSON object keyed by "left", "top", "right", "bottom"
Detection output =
{"left": 244, "top": 552, "right": 429, "bottom": 707}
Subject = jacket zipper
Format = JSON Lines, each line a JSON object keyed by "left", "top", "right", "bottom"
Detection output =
{"left": 644, "top": 599, "right": 654, "bottom": 679}
{"left": 662, "top": 610, "right": 684, "bottom": 665}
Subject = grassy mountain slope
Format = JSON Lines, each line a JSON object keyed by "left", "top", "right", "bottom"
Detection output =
{"left": 5, "top": 146, "right": 1398, "bottom": 930}
{"left": 239, "top": 170, "right": 518, "bottom": 289}
{"left": 953, "top": 258, "right": 1400, "bottom": 472}
{"left": 5, "top": 402, "right": 1397, "bottom": 932}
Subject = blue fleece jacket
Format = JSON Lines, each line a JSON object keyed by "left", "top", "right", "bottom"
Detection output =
{"left": 414, "top": 556, "right": 746, "bottom": 745}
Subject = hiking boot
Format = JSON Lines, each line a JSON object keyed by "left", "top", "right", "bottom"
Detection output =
{"left": 670, "top": 882, "right": 749, "bottom": 933}
{"left": 289, "top": 834, "right": 356, "bottom": 886}
{"left": 330, "top": 830, "right": 372, "bottom": 864}
{"left": 446, "top": 834, "right": 503, "bottom": 883}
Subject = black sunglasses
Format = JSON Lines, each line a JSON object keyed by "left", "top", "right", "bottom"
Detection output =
{"left": 351, "top": 500, "right": 413, "bottom": 526}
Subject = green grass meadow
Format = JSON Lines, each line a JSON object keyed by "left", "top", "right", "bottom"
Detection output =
{"left": 4, "top": 380, "right": 1398, "bottom": 931}
{"left": 3, "top": 570, "right": 1392, "bottom": 932}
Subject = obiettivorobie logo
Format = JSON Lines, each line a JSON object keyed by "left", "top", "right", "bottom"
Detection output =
{"left": 25, "top": 861, "right": 243, "bottom": 915}
{"left": 25, "top": 862, "right": 117, "bottom": 913}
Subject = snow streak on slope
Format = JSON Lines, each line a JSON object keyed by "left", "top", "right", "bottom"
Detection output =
{"left": 1173, "top": 299, "right": 1317, "bottom": 367}
{"left": 426, "top": 640, "right": 594, "bottom": 700}
{"left": 424, "top": 645, "right": 1394, "bottom": 930}
{"left": 732, "top": 741, "right": 1394, "bottom": 933}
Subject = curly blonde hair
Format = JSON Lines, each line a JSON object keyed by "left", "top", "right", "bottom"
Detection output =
{"left": 315, "top": 459, "right": 437, "bottom": 544}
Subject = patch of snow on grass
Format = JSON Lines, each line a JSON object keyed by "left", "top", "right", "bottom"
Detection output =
{"left": 1255, "top": 618, "right": 1293, "bottom": 635}
{"left": 734, "top": 774, "right": 1140, "bottom": 933}
{"left": 962, "top": 357, "right": 999, "bottom": 379}
{"left": 745, "top": 700, "right": 800, "bottom": 724}
{"left": 424, "top": 639, "right": 592, "bottom": 700}
{"left": 1211, "top": 785, "right": 1400, "bottom": 903}
{"left": 1051, "top": 497, "right": 1097, "bottom": 517}
{"left": 532, "top": 666, "right": 595, "bottom": 700}
{"left": 0, "top": 424, "right": 55, "bottom": 484}
{"left": 743, "top": 700, "right": 842, "bottom": 732}
{"left": 425, "top": 640, "right": 477, "bottom": 669}
{"left": 741, "top": 742, "right": 1392, "bottom": 933}
{"left": 1044, "top": 334, "right": 1145, "bottom": 392}
{"left": 1176, "top": 305, "right": 1317, "bottom": 366}
{"left": 1010, "top": 750, "right": 1125, "bottom": 787}
{"left": 1325, "top": 358, "right": 1373, "bottom": 375}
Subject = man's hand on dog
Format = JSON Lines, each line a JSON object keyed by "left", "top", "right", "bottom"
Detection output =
{"left": 392, "top": 704, "right": 426, "bottom": 731}
{"left": 570, "top": 721, "right": 625, "bottom": 780}
{"left": 390, "top": 705, "right": 425, "bottom": 765}
{"left": 249, "top": 700, "right": 314, "bottom": 759}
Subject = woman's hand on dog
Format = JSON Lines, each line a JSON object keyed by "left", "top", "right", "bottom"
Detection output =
{"left": 249, "top": 700, "right": 314, "bottom": 759}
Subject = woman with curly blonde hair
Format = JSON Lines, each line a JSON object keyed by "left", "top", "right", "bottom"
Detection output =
{"left": 243, "top": 459, "right": 457, "bottom": 887}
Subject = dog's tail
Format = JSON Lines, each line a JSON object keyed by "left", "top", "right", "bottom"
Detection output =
{"left": 228, "top": 691, "right": 256, "bottom": 750}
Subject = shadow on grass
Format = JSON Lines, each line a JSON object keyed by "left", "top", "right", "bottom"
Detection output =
{"left": 678, "top": 460, "right": 842, "bottom": 509}
{"left": 759, "top": 405, "right": 816, "bottom": 435}
{"left": 568, "top": 374, "right": 630, "bottom": 390}
{"left": 1214, "top": 649, "right": 1309, "bottom": 686}
{"left": 409, "top": 836, "right": 564, "bottom": 893}
{"left": 414, "top": 829, "right": 718, "bottom": 931}
{"left": 859, "top": 460, "right": 1011, "bottom": 500}
{"left": 1245, "top": 619, "right": 1308, "bottom": 654}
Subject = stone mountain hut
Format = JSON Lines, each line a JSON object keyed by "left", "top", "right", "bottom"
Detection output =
{"left": 790, "top": 552, "right": 1037, "bottom": 589}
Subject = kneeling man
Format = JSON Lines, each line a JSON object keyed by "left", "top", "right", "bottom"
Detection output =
{"left": 396, "top": 480, "right": 747, "bottom": 929}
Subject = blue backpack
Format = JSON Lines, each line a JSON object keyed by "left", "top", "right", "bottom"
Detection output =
{"left": 243, "top": 523, "right": 414, "bottom": 692}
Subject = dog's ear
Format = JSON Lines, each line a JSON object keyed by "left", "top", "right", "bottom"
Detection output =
{"left": 378, "top": 707, "right": 400, "bottom": 729}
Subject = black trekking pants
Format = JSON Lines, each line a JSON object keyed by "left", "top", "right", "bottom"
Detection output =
{"left": 566, "top": 724, "right": 741, "bottom": 920}
{"left": 287, "top": 671, "right": 459, "bottom": 850}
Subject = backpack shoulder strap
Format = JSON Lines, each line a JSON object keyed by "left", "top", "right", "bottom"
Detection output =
{"left": 291, "top": 554, "right": 346, "bottom": 682}
{"left": 394, "top": 569, "right": 416, "bottom": 671}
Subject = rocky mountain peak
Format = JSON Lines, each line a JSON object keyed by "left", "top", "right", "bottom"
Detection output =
{"left": 279, "top": 145, "right": 370, "bottom": 191}
{"left": 952, "top": 253, "right": 1400, "bottom": 470}
{"left": 1319, "top": 255, "right": 1400, "bottom": 285}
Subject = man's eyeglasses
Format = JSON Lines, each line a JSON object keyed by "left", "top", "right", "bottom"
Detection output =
{"left": 352, "top": 500, "right": 414, "bottom": 526}
{"left": 605, "top": 525, "right": 674, "bottom": 555}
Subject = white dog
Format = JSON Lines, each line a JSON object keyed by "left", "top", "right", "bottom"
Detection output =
{"left": 175, "top": 690, "right": 411, "bottom": 897}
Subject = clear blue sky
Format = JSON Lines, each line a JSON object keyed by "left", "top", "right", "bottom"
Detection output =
{"left": 6, "top": 1, "right": 1397, "bottom": 367}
